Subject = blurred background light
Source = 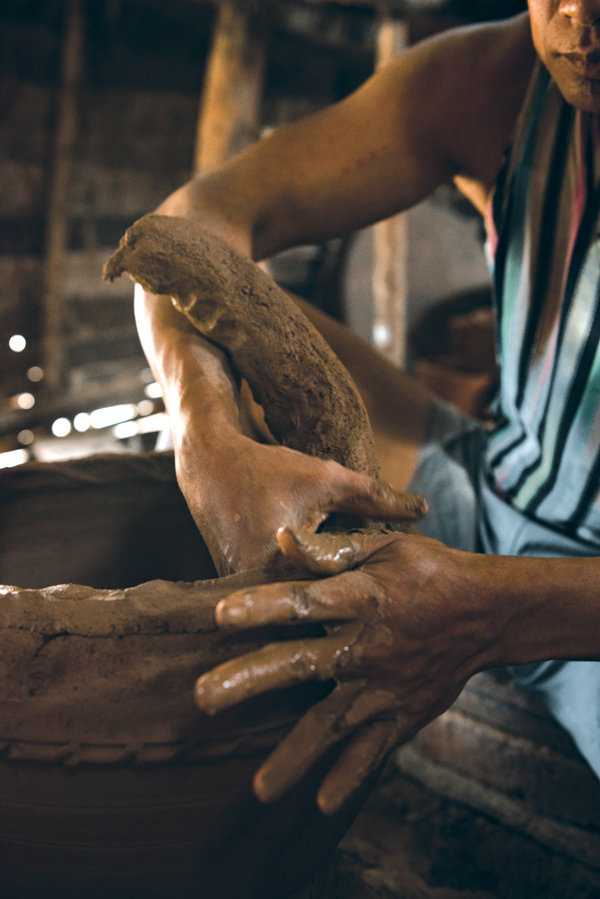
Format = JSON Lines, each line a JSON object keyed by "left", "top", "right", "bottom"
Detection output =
{"left": 0, "top": 448, "right": 28, "bottom": 469}
{"left": 27, "top": 366, "right": 44, "bottom": 382}
{"left": 51, "top": 418, "right": 72, "bottom": 438}
{"left": 73, "top": 412, "right": 91, "bottom": 432}
{"left": 144, "top": 382, "right": 163, "bottom": 399}
{"left": 89, "top": 404, "right": 137, "bottom": 430}
{"left": 8, "top": 335, "right": 26, "bottom": 353}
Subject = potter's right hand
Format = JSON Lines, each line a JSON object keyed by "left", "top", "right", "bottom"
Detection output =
{"left": 175, "top": 427, "right": 427, "bottom": 576}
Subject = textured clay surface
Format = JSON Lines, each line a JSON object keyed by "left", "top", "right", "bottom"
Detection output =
{"left": 0, "top": 572, "right": 325, "bottom": 761}
{"left": 104, "top": 214, "right": 379, "bottom": 476}
{"left": 0, "top": 453, "right": 326, "bottom": 761}
{"left": 0, "top": 455, "right": 356, "bottom": 899}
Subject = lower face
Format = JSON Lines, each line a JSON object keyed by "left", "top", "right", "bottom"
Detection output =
{"left": 528, "top": 0, "right": 600, "bottom": 112}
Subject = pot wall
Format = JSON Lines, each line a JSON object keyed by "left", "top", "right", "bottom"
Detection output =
{"left": 0, "top": 452, "right": 216, "bottom": 589}
{"left": 0, "top": 453, "right": 366, "bottom": 899}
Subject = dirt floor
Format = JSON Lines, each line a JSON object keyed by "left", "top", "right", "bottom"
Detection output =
{"left": 321, "top": 761, "right": 600, "bottom": 899}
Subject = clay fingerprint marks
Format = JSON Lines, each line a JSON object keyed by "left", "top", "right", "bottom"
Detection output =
{"left": 103, "top": 214, "right": 379, "bottom": 477}
{"left": 0, "top": 566, "right": 312, "bottom": 764}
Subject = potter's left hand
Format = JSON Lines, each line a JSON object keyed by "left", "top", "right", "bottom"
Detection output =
{"left": 195, "top": 526, "right": 499, "bottom": 814}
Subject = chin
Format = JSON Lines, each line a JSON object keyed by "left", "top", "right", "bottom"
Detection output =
{"left": 549, "top": 65, "right": 600, "bottom": 113}
{"left": 560, "top": 80, "right": 600, "bottom": 113}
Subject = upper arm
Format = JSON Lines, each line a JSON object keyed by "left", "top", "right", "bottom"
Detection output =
{"left": 167, "top": 14, "right": 535, "bottom": 257}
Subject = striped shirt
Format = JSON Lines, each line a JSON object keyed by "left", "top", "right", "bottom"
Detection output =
{"left": 484, "top": 59, "right": 600, "bottom": 549}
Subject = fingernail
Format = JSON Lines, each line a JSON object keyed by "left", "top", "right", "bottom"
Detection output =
{"left": 216, "top": 598, "right": 250, "bottom": 626}
{"left": 277, "top": 526, "right": 301, "bottom": 552}
{"left": 317, "top": 792, "right": 341, "bottom": 816}
{"left": 253, "top": 768, "right": 270, "bottom": 803}
{"left": 253, "top": 766, "right": 287, "bottom": 804}
{"left": 278, "top": 527, "right": 320, "bottom": 562}
{"left": 194, "top": 679, "right": 217, "bottom": 714}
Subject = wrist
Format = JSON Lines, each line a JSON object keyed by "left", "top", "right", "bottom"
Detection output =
{"left": 154, "top": 178, "right": 254, "bottom": 258}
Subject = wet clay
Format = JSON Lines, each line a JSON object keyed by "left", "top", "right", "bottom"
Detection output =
{"left": 103, "top": 214, "right": 379, "bottom": 476}
{"left": 0, "top": 575, "right": 308, "bottom": 760}
{"left": 0, "top": 221, "right": 402, "bottom": 896}
{"left": 0, "top": 454, "right": 318, "bottom": 760}
{"left": 0, "top": 455, "right": 369, "bottom": 899}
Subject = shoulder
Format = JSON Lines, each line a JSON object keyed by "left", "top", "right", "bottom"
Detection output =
{"left": 385, "top": 13, "right": 537, "bottom": 195}
{"left": 423, "top": 10, "right": 533, "bottom": 66}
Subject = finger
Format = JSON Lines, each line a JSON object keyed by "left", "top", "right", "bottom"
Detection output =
{"left": 253, "top": 683, "right": 398, "bottom": 804}
{"left": 194, "top": 625, "right": 360, "bottom": 714}
{"left": 215, "top": 576, "right": 366, "bottom": 628}
{"left": 316, "top": 719, "right": 397, "bottom": 815}
{"left": 324, "top": 469, "right": 428, "bottom": 522}
{"left": 252, "top": 680, "right": 366, "bottom": 803}
{"left": 277, "top": 526, "right": 396, "bottom": 575}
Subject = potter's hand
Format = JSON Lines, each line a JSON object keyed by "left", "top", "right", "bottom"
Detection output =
{"left": 177, "top": 431, "right": 427, "bottom": 576}
{"left": 135, "top": 287, "right": 426, "bottom": 577}
{"left": 195, "top": 527, "right": 493, "bottom": 813}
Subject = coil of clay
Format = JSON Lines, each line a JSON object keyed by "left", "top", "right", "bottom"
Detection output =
{"left": 0, "top": 223, "right": 385, "bottom": 898}
{"left": 103, "top": 214, "right": 379, "bottom": 477}
{"left": 0, "top": 452, "right": 377, "bottom": 899}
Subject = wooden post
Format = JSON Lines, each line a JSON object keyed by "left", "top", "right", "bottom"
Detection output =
{"left": 372, "top": 15, "right": 408, "bottom": 367}
{"left": 194, "top": 0, "right": 268, "bottom": 173}
{"left": 43, "top": 0, "right": 84, "bottom": 392}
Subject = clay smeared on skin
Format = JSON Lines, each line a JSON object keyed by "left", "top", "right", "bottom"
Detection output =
{"left": 104, "top": 214, "right": 379, "bottom": 477}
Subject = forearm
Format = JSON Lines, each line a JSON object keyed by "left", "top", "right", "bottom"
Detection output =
{"left": 153, "top": 32, "right": 474, "bottom": 265}
{"left": 469, "top": 551, "right": 600, "bottom": 668}
{"left": 133, "top": 286, "right": 243, "bottom": 453}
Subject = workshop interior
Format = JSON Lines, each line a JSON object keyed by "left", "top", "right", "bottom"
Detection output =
{"left": 1, "top": 1, "right": 599, "bottom": 898}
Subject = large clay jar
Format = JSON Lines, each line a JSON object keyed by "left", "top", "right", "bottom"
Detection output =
{"left": 0, "top": 452, "right": 373, "bottom": 899}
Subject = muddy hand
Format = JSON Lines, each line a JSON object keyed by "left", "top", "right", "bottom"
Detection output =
{"left": 195, "top": 527, "right": 489, "bottom": 814}
{"left": 180, "top": 436, "right": 428, "bottom": 576}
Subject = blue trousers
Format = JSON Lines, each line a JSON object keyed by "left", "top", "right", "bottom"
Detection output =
{"left": 409, "top": 398, "right": 600, "bottom": 780}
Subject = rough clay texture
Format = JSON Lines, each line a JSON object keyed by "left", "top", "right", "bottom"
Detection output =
{"left": 329, "top": 673, "right": 600, "bottom": 897}
{"left": 332, "top": 757, "right": 600, "bottom": 898}
{"left": 103, "top": 214, "right": 379, "bottom": 477}
{"left": 0, "top": 575, "right": 309, "bottom": 762}
{"left": 0, "top": 453, "right": 325, "bottom": 763}
{"left": 0, "top": 456, "right": 365, "bottom": 899}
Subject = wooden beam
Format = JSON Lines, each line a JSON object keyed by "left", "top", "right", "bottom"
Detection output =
{"left": 372, "top": 15, "right": 408, "bottom": 367}
{"left": 194, "top": 0, "right": 268, "bottom": 173}
{"left": 42, "top": 0, "right": 84, "bottom": 393}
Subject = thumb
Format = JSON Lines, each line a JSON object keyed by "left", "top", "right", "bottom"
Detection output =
{"left": 276, "top": 526, "right": 398, "bottom": 576}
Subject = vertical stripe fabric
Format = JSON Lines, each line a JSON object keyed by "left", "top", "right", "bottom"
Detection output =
{"left": 486, "top": 61, "right": 600, "bottom": 547}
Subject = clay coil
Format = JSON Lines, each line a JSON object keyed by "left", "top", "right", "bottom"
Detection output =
{"left": 103, "top": 214, "right": 379, "bottom": 477}
{"left": 0, "top": 452, "right": 373, "bottom": 899}
{"left": 0, "top": 220, "right": 386, "bottom": 895}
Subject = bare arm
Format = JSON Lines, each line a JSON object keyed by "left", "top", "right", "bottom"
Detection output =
{"left": 132, "top": 12, "right": 597, "bottom": 811}
{"left": 135, "top": 285, "right": 427, "bottom": 575}
{"left": 157, "top": 14, "right": 534, "bottom": 248}
{"left": 134, "top": 14, "right": 535, "bottom": 572}
{"left": 133, "top": 13, "right": 597, "bottom": 812}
